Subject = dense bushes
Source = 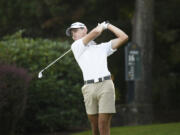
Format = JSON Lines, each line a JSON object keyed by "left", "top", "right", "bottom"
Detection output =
{"left": 0, "top": 31, "right": 87, "bottom": 133}
{"left": 0, "top": 64, "right": 31, "bottom": 135}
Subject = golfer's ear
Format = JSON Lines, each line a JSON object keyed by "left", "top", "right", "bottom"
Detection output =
{"left": 84, "top": 27, "right": 88, "bottom": 34}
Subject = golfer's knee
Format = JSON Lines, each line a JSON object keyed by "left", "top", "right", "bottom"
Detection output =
{"left": 98, "top": 119, "right": 108, "bottom": 132}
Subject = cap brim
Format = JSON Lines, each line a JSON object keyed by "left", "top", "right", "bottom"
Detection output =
{"left": 66, "top": 27, "right": 71, "bottom": 36}
{"left": 66, "top": 26, "right": 86, "bottom": 36}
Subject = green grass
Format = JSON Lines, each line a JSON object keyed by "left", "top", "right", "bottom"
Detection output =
{"left": 71, "top": 122, "right": 180, "bottom": 135}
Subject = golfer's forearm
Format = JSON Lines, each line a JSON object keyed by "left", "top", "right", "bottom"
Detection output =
{"left": 107, "top": 24, "right": 128, "bottom": 49}
{"left": 83, "top": 25, "right": 103, "bottom": 45}
{"left": 107, "top": 24, "right": 128, "bottom": 39}
{"left": 88, "top": 27, "right": 102, "bottom": 39}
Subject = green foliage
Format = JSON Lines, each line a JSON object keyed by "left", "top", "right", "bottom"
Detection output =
{"left": 0, "top": 31, "right": 87, "bottom": 133}
{"left": 0, "top": 0, "right": 133, "bottom": 38}
{"left": 0, "top": 64, "right": 31, "bottom": 135}
{"left": 152, "top": 0, "right": 180, "bottom": 112}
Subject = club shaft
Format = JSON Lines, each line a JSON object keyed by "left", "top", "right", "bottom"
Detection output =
{"left": 43, "top": 49, "right": 72, "bottom": 71}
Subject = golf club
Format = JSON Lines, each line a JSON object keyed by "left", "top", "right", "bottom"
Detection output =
{"left": 38, "top": 48, "right": 72, "bottom": 78}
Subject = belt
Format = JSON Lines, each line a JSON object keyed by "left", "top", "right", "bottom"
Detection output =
{"left": 84, "top": 75, "right": 111, "bottom": 84}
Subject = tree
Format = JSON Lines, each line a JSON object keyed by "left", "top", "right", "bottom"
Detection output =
{"left": 127, "top": 0, "right": 154, "bottom": 125}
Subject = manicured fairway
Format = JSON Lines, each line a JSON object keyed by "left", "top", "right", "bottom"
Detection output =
{"left": 71, "top": 122, "right": 180, "bottom": 135}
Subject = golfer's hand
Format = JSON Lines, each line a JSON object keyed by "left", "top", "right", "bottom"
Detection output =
{"left": 96, "top": 23, "right": 104, "bottom": 32}
{"left": 100, "top": 21, "right": 109, "bottom": 30}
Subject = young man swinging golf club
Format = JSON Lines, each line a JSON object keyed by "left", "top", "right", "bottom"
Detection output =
{"left": 66, "top": 21, "right": 128, "bottom": 135}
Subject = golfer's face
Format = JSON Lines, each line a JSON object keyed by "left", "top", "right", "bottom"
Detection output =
{"left": 71, "top": 28, "right": 86, "bottom": 41}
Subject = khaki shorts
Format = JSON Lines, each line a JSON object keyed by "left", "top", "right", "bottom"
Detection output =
{"left": 81, "top": 80, "right": 116, "bottom": 115}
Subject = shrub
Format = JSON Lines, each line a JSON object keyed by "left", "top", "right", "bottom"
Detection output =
{"left": 0, "top": 64, "right": 31, "bottom": 135}
{"left": 0, "top": 31, "right": 87, "bottom": 133}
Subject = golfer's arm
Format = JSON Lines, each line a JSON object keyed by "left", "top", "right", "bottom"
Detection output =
{"left": 83, "top": 24, "right": 103, "bottom": 45}
{"left": 107, "top": 24, "right": 129, "bottom": 49}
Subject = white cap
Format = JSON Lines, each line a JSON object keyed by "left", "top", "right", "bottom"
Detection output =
{"left": 66, "top": 22, "right": 86, "bottom": 36}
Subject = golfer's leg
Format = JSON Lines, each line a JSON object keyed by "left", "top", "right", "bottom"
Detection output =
{"left": 88, "top": 114, "right": 99, "bottom": 135}
{"left": 98, "top": 114, "right": 112, "bottom": 135}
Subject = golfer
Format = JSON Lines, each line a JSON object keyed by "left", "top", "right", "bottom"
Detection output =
{"left": 66, "top": 21, "right": 128, "bottom": 135}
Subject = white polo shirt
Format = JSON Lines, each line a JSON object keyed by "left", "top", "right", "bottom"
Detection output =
{"left": 71, "top": 39, "right": 117, "bottom": 81}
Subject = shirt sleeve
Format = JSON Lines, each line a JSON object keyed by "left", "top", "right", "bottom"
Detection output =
{"left": 103, "top": 40, "right": 117, "bottom": 56}
{"left": 71, "top": 39, "right": 87, "bottom": 59}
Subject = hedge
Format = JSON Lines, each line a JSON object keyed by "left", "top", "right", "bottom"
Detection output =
{"left": 0, "top": 30, "right": 87, "bottom": 133}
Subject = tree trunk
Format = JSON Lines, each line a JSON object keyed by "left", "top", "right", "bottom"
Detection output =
{"left": 128, "top": 0, "right": 154, "bottom": 125}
